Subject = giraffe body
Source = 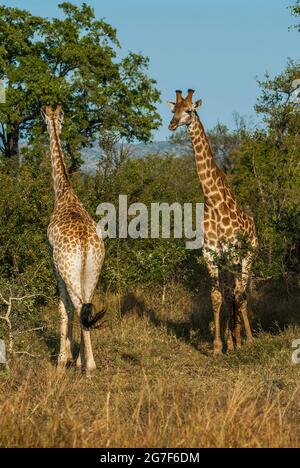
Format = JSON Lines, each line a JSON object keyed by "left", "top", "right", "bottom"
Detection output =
{"left": 168, "top": 90, "right": 257, "bottom": 354}
{"left": 42, "top": 104, "right": 105, "bottom": 373}
{"left": 48, "top": 191, "right": 104, "bottom": 308}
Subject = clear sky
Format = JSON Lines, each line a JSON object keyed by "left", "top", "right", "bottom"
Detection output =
{"left": 2, "top": 0, "right": 299, "bottom": 140}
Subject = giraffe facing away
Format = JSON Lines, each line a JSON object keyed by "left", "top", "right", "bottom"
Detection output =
{"left": 168, "top": 90, "right": 258, "bottom": 355}
{"left": 42, "top": 104, "right": 105, "bottom": 374}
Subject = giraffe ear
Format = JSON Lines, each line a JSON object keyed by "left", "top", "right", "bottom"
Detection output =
{"left": 167, "top": 101, "right": 176, "bottom": 111}
{"left": 193, "top": 99, "right": 203, "bottom": 110}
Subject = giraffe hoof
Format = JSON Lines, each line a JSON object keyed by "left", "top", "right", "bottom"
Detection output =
{"left": 246, "top": 337, "right": 254, "bottom": 347}
{"left": 56, "top": 362, "right": 67, "bottom": 373}
{"left": 213, "top": 342, "right": 223, "bottom": 357}
{"left": 213, "top": 350, "right": 222, "bottom": 357}
{"left": 227, "top": 342, "right": 235, "bottom": 353}
{"left": 86, "top": 368, "right": 97, "bottom": 378}
{"left": 75, "top": 359, "right": 82, "bottom": 369}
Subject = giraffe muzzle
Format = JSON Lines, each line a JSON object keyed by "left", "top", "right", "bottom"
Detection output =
{"left": 168, "top": 119, "right": 179, "bottom": 131}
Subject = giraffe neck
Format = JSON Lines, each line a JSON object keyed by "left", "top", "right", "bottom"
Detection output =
{"left": 188, "top": 113, "right": 226, "bottom": 201}
{"left": 48, "top": 120, "right": 71, "bottom": 199}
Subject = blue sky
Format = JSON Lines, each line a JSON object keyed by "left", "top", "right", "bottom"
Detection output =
{"left": 3, "top": 0, "right": 299, "bottom": 140}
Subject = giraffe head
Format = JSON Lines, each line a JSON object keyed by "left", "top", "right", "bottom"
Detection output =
{"left": 168, "top": 89, "right": 202, "bottom": 131}
{"left": 41, "top": 103, "right": 64, "bottom": 135}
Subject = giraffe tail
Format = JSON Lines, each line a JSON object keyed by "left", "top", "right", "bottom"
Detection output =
{"left": 80, "top": 303, "right": 107, "bottom": 330}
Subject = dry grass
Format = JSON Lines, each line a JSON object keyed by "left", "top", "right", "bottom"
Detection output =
{"left": 0, "top": 283, "right": 300, "bottom": 448}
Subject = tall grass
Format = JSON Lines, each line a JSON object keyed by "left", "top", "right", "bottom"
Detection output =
{"left": 0, "top": 283, "right": 300, "bottom": 448}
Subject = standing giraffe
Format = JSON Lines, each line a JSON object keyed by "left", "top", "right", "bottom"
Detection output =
{"left": 42, "top": 104, "right": 105, "bottom": 373}
{"left": 168, "top": 90, "right": 257, "bottom": 355}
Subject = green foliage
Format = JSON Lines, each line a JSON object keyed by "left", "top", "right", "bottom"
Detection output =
{"left": 78, "top": 153, "right": 204, "bottom": 291}
{"left": 0, "top": 3, "right": 161, "bottom": 169}
{"left": 290, "top": 0, "right": 300, "bottom": 31}
{"left": 231, "top": 62, "right": 300, "bottom": 278}
{"left": 255, "top": 60, "right": 300, "bottom": 134}
{"left": 207, "top": 233, "right": 256, "bottom": 277}
{"left": 0, "top": 148, "right": 205, "bottom": 320}
{"left": 0, "top": 155, "right": 55, "bottom": 299}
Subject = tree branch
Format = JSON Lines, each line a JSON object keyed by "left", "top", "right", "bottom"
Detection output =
{"left": 0, "top": 291, "right": 45, "bottom": 358}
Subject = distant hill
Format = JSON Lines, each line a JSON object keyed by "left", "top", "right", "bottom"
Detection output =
{"left": 81, "top": 140, "right": 189, "bottom": 173}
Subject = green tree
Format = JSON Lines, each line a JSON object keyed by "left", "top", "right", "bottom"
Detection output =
{"left": 291, "top": 0, "right": 300, "bottom": 31}
{"left": 231, "top": 62, "right": 300, "bottom": 277}
{"left": 83, "top": 152, "right": 204, "bottom": 292}
{"left": 0, "top": 154, "right": 55, "bottom": 295}
{"left": 0, "top": 3, "right": 161, "bottom": 170}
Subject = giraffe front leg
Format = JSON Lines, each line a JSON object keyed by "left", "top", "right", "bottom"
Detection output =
{"left": 204, "top": 251, "right": 223, "bottom": 356}
{"left": 239, "top": 294, "right": 254, "bottom": 345}
{"left": 242, "top": 308, "right": 254, "bottom": 345}
{"left": 233, "top": 306, "right": 242, "bottom": 349}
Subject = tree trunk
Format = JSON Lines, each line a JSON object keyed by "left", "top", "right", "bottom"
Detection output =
{"left": 6, "top": 124, "right": 20, "bottom": 158}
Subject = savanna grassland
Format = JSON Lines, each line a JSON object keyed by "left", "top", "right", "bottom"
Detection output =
{"left": 1, "top": 282, "right": 300, "bottom": 448}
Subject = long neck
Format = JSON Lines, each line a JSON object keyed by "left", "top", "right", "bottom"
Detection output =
{"left": 48, "top": 120, "right": 71, "bottom": 199}
{"left": 188, "top": 113, "right": 226, "bottom": 201}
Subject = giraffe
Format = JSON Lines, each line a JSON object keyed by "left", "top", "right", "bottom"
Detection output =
{"left": 42, "top": 104, "right": 105, "bottom": 373}
{"left": 168, "top": 90, "right": 258, "bottom": 355}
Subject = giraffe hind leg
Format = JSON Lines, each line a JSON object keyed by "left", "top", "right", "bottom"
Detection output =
{"left": 221, "top": 269, "right": 238, "bottom": 352}
{"left": 57, "top": 298, "right": 74, "bottom": 370}
{"left": 67, "top": 293, "right": 97, "bottom": 374}
{"left": 77, "top": 245, "right": 104, "bottom": 373}
{"left": 64, "top": 246, "right": 102, "bottom": 374}
{"left": 57, "top": 299, "right": 68, "bottom": 370}
{"left": 67, "top": 285, "right": 97, "bottom": 374}
{"left": 66, "top": 308, "right": 74, "bottom": 363}
{"left": 234, "top": 256, "right": 254, "bottom": 346}
{"left": 76, "top": 329, "right": 84, "bottom": 369}
{"left": 54, "top": 250, "right": 95, "bottom": 373}
{"left": 54, "top": 271, "right": 75, "bottom": 369}
{"left": 225, "top": 288, "right": 236, "bottom": 352}
{"left": 231, "top": 267, "right": 242, "bottom": 349}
